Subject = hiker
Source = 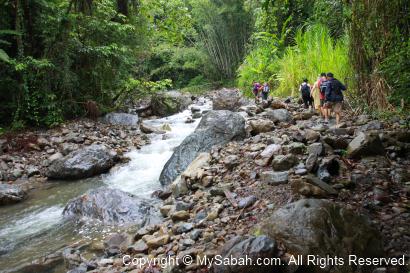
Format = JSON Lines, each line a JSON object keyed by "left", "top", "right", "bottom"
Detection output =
{"left": 261, "top": 82, "right": 270, "bottom": 101}
{"left": 310, "top": 73, "right": 328, "bottom": 118}
{"left": 323, "top": 72, "right": 346, "bottom": 125}
{"left": 252, "top": 81, "right": 261, "bottom": 103}
{"left": 299, "top": 78, "right": 313, "bottom": 109}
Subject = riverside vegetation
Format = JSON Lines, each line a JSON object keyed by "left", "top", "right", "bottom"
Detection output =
{"left": 0, "top": 0, "right": 409, "bottom": 273}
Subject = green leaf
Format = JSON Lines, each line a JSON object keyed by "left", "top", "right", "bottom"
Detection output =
{"left": 0, "top": 49, "right": 10, "bottom": 63}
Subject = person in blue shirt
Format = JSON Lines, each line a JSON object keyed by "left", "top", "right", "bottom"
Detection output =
{"left": 323, "top": 72, "right": 346, "bottom": 125}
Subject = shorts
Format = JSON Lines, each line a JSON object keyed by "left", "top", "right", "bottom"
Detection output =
{"left": 325, "top": 101, "right": 343, "bottom": 113}
{"left": 253, "top": 90, "right": 258, "bottom": 97}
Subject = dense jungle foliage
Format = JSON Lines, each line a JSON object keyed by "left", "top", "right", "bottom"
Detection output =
{"left": 0, "top": 0, "right": 409, "bottom": 129}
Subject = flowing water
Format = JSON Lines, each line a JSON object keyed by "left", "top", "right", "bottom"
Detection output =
{"left": 0, "top": 99, "right": 212, "bottom": 272}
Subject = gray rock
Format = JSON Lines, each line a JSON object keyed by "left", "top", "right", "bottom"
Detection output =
{"left": 46, "top": 144, "right": 117, "bottom": 180}
{"left": 357, "top": 120, "right": 383, "bottom": 133}
{"left": 260, "top": 171, "right": 289, "bottom": 184}
{"left": 305, "top": 153, "right": 318, "bottom": 172}
{"left": 151, "top": 91, "right": 192, "bottom": 117}
{"left": 103, "top": 112, "right": 139, "bottom": 126}
{"left": 212, "top": 88, "right": 246, "bottom": 111}
{"left": 213, "top": 236, "right": 278, "bottom": 273}
{"left": 272, "top": 154, "right": 297, "bottom": 171}
{"left": 63, "top": 188, "right": 158, "bottom": 225}
{"left": 347, "top": 132, "right": 385, "bottom": 159}
{"left": 263, "top": 109, "right": 293, "bottom": 123}
{"left": 263, "top": 199, "right": 383, "bottom": 273}
{"left": 0, "top": 184, "right": 27, "bottom": 206}
{"left": 305, "top": 174, "right": 338, "bottom": 195}
{"left": 192, "top": 112, "right": 202, "bottom": 119}
{"left": 223, "top": 155, "right": 239, "bottom": 170}
{"left": 160, "top": 110, "right": 246, "bottom": 185}
{"left": 238, "top": 195, "right": 258, "bottom": 209}
{"left": 255, "top": 144, "right": 281, "bottom": 166}
{"left": 307, "top": 142, "right": 325, "bottom": 156}
{"left": 286, "top": 142, "right": 306, "bottom": 154}
{"left": 27, "top": 166, "right": 40, "bottom": 177}
{"left": 140, "top": 123, "right": 165, "bottom": 134}
{"left": 48, "top": 152, "right": 63, "bottom": 162}
{"left": 249, "top": 119, "right": 275, "bottom": 135}
{"left": 317, "top": 156, "right": 339, "bottom": 183}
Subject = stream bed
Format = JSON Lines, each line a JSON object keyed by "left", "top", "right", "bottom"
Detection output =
{"left": 0, "top": 99, "right": 212, "bottom": 272}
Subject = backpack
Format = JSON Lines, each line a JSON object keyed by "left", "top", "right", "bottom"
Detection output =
{"left": 262, "top": 85, "right": 269, "bottom": 93}
{"left": 320, "top": 80, "right": 327, "bottom": 95}
{"left": 301, "top": 84, "right": 310, "bottom": 97}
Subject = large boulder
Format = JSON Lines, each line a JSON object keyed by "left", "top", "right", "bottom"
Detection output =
{"left": 263, "top": 199, "right": 383, "bottom": 273}
{"left": 213, "top": 236, "right": 278, "bottom": 273}
{"left": 346, "top": 132, "right": 385, "bottom": 159}
{"left": 160, "top": 110, "right": 246, "bottom": 185}
{"left": 0, "top": 184, "right": 27, "bottom": 206}
{"left": 212, "top": 88, "right": 247, "bottom": 111}
{"left": 151, "top": 91, "right": 192, "bottom": 117}
{"left": 46, "top": 144, "right": 118, "bottom": 180}
{"left": 103, "top": 113, "right": 138, "bottom": 126}
{"left": 63, "top": 188, "right": 157, "bottom": 225}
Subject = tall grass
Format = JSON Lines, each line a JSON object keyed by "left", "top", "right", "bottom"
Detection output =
{"left": 276, "top": 24, "right": 352, "bottom": 97}
{"left": 237, "top": 24, "right": 352, "bottom": 98}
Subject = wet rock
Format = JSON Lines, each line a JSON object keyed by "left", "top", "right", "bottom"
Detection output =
{"left": 103, "top": 112, "right": 139, "bottom": 126}
{"left": 46, "top": 144, "right": 117, "bottom": 180}
{"left": 260, "top": 171, "right": 289, "bottom": 185}
{"left": 160, "top": 110, "right": 246, "bottom": 185}
{"left": 272, "top": 154, "right": 297, "bottom": 171}
{"left": 151, "top": 91, "right": 191, "bottom": 117}
{"left": 346, "top": 132, "right": 385, "bottom": 159}
{"left": 63, "top": 188, "right": 157, "bottom": 225}
{"left": 213, "top": 236, "right": 278, "bottom": 273}
{"left": 255, "top": 144, "right": 281, "bottom": 166}
{"left": 249, "top": 119, "right": 275, "bottom": 135}
{"left": 27, "top": 166, "right": 40, "bottom": 177}
{"left": 238, "top": 195, "right": 257, "bottom": 209}
{"left": 140, "top": 123, "right": 166, "bottom": 134}
{"left": 192, "top": 112, "right": 202, "bottom": 119}
{"left": 212, "top": 88, "right": 246, "bottom": 111}
{"left": 0, "top": 183, "right": 27, "bottom": 205}
{"left": 263, "top": 199, "right": 383, "bottom": 272}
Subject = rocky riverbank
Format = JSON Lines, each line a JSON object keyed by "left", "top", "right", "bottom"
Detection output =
{"left": 0, "top": 90, "right": 195, "bottom": 206}
{"left": 61, "top": 91, "right": 409, "bottom": 273}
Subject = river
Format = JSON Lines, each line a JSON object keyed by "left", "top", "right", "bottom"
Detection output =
{"left": 0, "top": 98, "right": 212, "bottom": 272}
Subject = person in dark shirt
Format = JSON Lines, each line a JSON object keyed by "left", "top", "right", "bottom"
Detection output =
{"left": 323, "top": 72, "right": 346, "bottom": 125}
